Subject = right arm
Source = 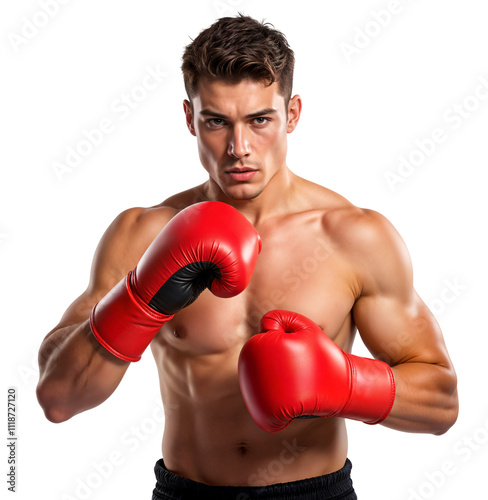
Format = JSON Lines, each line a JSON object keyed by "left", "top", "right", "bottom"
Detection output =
{"left": 37, "top": 202, "right": 261, "bottom": 423}
{"left": 36, "top": 207, "right": 169, "bottom": 423}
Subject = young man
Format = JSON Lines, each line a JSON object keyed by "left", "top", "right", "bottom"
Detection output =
{"left": 37, "top": 15, "right": 459, "bottom": 499}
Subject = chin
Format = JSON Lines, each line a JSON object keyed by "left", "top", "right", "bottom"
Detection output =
{"left": 224, "top": 185, "right": 264, "bottom": 201}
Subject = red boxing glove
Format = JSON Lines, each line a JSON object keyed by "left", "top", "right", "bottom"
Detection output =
{"left": 91, "top": 201, "right": 261, "bottom": 362}
{"left": 238, "top": 310, "right": 396, "bottom": 432}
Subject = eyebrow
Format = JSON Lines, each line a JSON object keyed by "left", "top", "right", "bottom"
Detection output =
{"left": 200, "top": 108, "right": 277, "bottom": 119}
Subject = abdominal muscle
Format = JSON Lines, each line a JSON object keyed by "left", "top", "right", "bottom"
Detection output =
{"left": 151, "top": 315, "right": 349, "bottom": 487}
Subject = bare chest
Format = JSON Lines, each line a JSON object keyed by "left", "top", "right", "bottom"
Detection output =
{"left": 155, "top": 222, "right": 359, "bottom": 355}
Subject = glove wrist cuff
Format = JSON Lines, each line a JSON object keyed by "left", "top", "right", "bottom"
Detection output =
{"left": 342, "top": 354, "right": 396, "bottom": 424}
{"left": 90, "top": 271, "right": 174, "bottom": 362}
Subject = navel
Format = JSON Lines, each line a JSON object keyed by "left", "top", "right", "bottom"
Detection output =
{"left": 236, "top": 442, "right": 250, "bottom": 456}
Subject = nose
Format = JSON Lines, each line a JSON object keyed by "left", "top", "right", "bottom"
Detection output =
{"left": 227, "top": 125, "right": 251, "bottom": 159}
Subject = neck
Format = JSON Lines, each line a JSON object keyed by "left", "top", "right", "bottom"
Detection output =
{"left": 203, "top": 166, "right": 298, "bottom": 225}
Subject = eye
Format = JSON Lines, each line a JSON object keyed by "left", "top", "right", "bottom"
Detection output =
{"left": 206, "top": 118, "right": 226, "bottom": 128}
{"left": 252, "top": 117, "right": 270, "bottom": 126}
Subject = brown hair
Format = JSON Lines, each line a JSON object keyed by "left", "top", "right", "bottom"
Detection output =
{"left": 182, "top": 14, "right": 295, "bottom": 105}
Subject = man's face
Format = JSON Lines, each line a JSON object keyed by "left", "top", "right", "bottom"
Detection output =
{"left": 184, "top": 78, "right": 301, "bottom": 200}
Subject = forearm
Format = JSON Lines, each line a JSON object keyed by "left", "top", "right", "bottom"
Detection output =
{"left": 37, "top": 319, "right": 130, "bottom": 423}
{"left": 382, "top": 362, "right": 458, "bottom": 435}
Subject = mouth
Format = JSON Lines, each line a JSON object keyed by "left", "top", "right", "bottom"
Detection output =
{"left": 225, "top": 167, "right": 258, "bottom": 182}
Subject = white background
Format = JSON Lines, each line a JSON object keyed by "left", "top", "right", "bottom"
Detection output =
{"left": 2, "top": 1, "right": 487, "bottom": 499}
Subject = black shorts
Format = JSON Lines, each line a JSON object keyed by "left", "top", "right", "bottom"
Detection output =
{"left": 152, "top": 458, "right": 357, "bottom": 499}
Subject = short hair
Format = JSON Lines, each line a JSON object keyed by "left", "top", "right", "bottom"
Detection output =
{"left": 182, "top": 14, "right": 295, "bottom": 105}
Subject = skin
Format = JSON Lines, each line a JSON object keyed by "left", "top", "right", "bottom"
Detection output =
{"left": 37, "top": 78, "right": 458, "bottom": 487}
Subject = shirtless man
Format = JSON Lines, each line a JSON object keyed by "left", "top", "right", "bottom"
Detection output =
{"left": 37, "top": 15, "right": 459, "bottom": 499}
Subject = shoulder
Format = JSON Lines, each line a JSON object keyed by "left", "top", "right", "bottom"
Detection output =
{"left": 103, "top": 205, "right": 176, "bottom": 257}
{"left": 325, "top": 206, "right": 413, "bottom": 298}
{"left": 300, "top": 175, "right": 406, "bottom": 258}
{"left": 323, "top": 205, "right": 405, "bottom": 252}
{"left": 108, "top": 183, "right": 210, "bottom": 248}
{"left": 86, "top": 205, "right": 173, "bottom": 294}
{"left": 298, "top": 178, "right": 413, "bottom": 297}
{"left": 88, "top": 184, "right": 209, "bottom": 294}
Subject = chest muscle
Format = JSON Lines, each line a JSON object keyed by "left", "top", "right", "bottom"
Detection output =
{"left": 156, "top": 224, "right": 357, "bottom": 355}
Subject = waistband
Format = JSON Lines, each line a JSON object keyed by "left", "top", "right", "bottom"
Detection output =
{"left": 152, "top": 458, "right": 356, "bottom": 499}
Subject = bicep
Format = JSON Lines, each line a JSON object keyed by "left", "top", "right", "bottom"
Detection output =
{"left": 53, "top": 205, "right": 177, "bottom": 330}
{"left": 350, "top": 209, "right": 452, "bottom": 369}
{"left": 54, "top": 207, "right": 148, "bottom": 330}
{"left": 353, "top": 291, "right": 452, "bottom": 369}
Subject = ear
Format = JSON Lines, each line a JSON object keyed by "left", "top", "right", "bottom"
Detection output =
{"left": 286, "top": 94, "right": 302, "bottom": 133}
{"left": 183, "top": 99, "right": 196, "bottom": 136}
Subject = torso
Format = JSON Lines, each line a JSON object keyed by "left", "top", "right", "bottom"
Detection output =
{"left": 141, "top": 176, "right": 365, "bottom": 486}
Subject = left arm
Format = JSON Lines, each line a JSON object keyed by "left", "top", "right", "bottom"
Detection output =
{"left": 351, "top": 210, "right": 458, "bottom": 435}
